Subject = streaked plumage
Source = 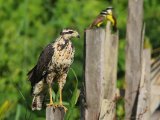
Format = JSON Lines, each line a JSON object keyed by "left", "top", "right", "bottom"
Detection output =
{"left": 27, "top": 29, "right": 80, "bottom": 111}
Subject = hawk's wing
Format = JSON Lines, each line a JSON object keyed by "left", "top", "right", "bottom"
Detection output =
{"left": 90, "top": 15, "right": 105, "bottom": 28}
{"left": 27, "top": 44, "right": 54, "bottom": 87}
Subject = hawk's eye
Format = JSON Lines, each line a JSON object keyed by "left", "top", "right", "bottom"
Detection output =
{"left": 68, "top": 31, "right": 73, "bottom": 34}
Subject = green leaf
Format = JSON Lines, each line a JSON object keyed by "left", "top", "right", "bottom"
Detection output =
{"left": 65, "top": 68, "right": 80, "bottom": 120}
{"left": 15, "top": 104, "right": 21, "bottom": 120}
{"left": 52, "top": 90, "right": 56, "bottom": 101}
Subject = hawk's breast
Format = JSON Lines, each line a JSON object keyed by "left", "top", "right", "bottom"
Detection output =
{"left": 52, "top": 41, "right": 75, "bottom": 68}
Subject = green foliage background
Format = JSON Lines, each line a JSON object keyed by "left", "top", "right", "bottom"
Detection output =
{"left": 0, "top": 0, "right": 159, "bottom": 119}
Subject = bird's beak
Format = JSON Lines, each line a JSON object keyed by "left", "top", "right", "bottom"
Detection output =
{"left": 77, "top": 34, "right": 80, "bottom": 38}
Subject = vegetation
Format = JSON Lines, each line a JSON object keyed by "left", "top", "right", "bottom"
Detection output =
{"left": 0, "top": 0, "right": 159, "bottom": 119}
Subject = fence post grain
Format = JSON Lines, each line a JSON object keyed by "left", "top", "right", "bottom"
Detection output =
{"left": 84, "top": 27, "right": 105, "bottom": 120}
{"left": 150, "top": 56, "right": 160, "bottom": 116}
{"left": 83, "top": 22, "right": 118, "bottom": 120}
{"left": 136, "top": 49, "right": 151, "bottom": 120}
{"left": 99, "top": 25, "right": 118, "bottom": 120}
{"left": 125, "top": 0, "right": 143, "bottom": 119}
{"left": 46, "top": 107, "right": 65, "bottom": 120}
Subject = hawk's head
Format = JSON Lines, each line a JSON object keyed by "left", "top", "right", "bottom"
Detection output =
{"left": 60, "top": 29, "right": 80, "bottom": 39}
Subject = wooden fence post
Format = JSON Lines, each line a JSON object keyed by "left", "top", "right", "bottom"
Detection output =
{"left": 84, "top": 27, "right": 105, "bottom": 120}
{"left": 136, "top": 49, "right": 151, "bottom": 120}
{"left": 46, "top": 107, "right": 65, "bottom": 120}
{"left": 83, "top": 22, "right": 118, "bottom": 120}
{"left": 150, "top": 55, "right": 160, "bottom": 119}
{"left": 99, "top": 24, "right": 118, "bottom": 120}
{"left": 125, "top": 0, "right": 143, "bottom": 119}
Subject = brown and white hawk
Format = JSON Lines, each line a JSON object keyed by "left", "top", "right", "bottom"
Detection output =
{"left": 27, "top": 29, "right": 80, "bottom": 112}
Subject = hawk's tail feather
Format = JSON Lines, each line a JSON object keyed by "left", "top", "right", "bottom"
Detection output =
{"left": 32, "top": 95, "right": 44, "bottom": 111}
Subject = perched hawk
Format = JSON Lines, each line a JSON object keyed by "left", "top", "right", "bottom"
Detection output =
{"left": 89, "top": 7, "right": 117, "bottom": 31}
{"left": 27, "top": 29, "right": 80, "bottom": 112}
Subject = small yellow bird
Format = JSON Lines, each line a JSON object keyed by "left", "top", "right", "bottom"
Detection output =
{"left": 89, "top": 7, "right": 117, "bottom": 31}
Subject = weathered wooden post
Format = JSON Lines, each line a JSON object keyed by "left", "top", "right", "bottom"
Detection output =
{"left": 46, "top": 107, "right": 65, "bottom": 120}
{"left": 82, "top": 22, "right": 118, "bottom": 120}
{"left": 150, "top": 55, "right": 160, "bottom": 119}
{"left": 84, "top": 27, "right": 105, "bottom": 120}
{"left": 99, "top": 24, "right": 118, "bottom": 120}
{"left": 125, "top": 0, "right": 143, "bottom": 119}
{"left": 136, "top": 49, "right": 151, "bottom": 120}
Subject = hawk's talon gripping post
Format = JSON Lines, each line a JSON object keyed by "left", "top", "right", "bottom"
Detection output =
{"left": 46, "top": 103, "right": 54, "bottom": 106}
{"left": 58, "top": 104, "right": 68, "bottom": 113}
{"left": 51, "top": 103, "right": 68, "bottom": 113}
{"left": 54, "top": 104, "right": 68, "bottom": 113}
{"left": 53, "top": 86, "right": 68, "bottom": 112}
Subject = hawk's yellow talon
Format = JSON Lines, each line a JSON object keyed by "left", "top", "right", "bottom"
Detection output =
{"left": 46, "top": 102, "right": 54, "bottom": 106}
{"left": 54, "top": 103, "right": 68, "bottom": 113}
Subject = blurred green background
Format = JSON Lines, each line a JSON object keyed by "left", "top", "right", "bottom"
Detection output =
{"left": 0, "top": 0, "right": 159, "bottom": 119}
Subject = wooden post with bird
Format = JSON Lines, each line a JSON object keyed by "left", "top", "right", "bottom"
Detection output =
{"left": 136, "top": 49, "right": 151, "bottom": 120}
{"left": 82, "top": 22, "right": 119, "bottom": 120}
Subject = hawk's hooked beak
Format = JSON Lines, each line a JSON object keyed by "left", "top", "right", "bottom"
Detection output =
{"left": 77, "top": 34, "right": 80, "bottom": 38}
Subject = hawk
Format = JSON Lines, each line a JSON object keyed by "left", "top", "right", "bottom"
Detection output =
{"left": 27, "top": 29, "right": 80, "bottom": 112}
{"left": 89, "top": 7, "right": 117, "bottom": 31}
